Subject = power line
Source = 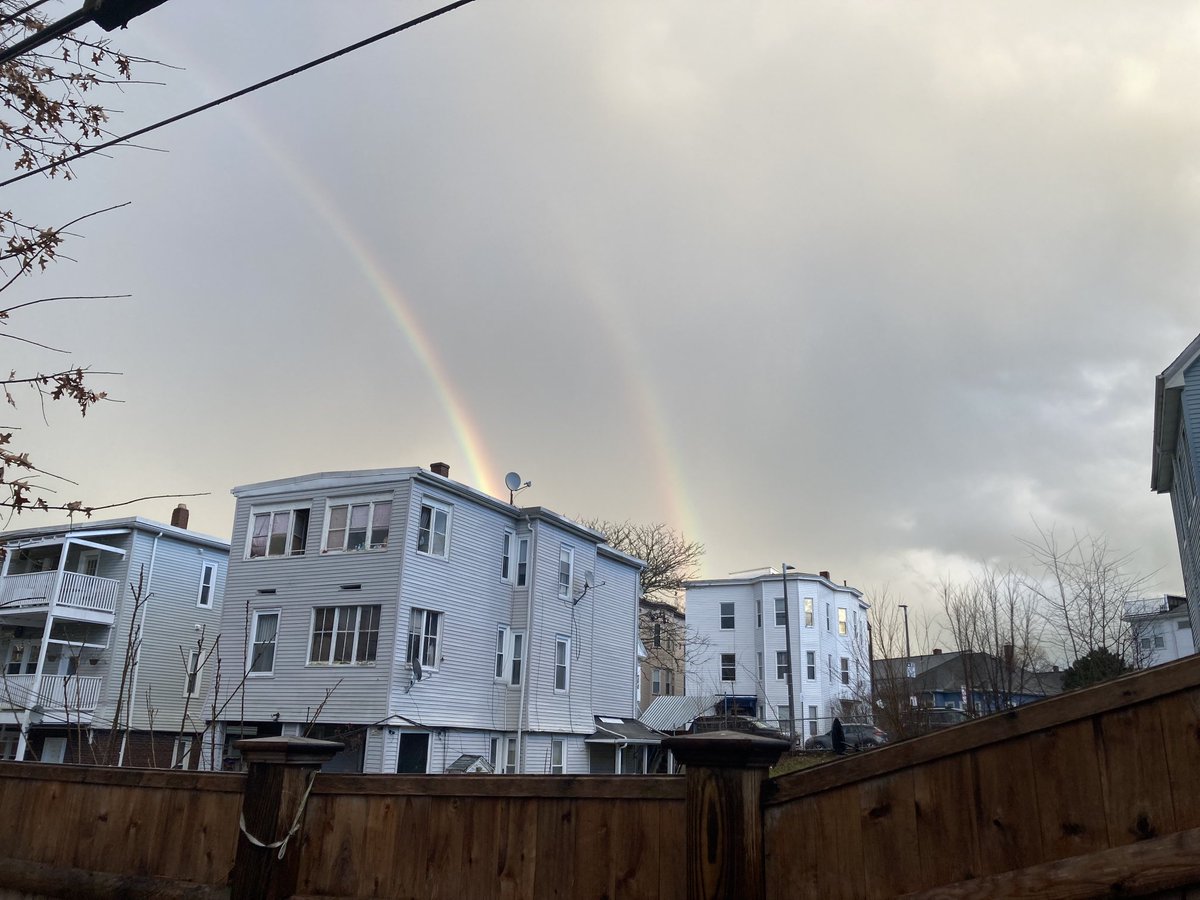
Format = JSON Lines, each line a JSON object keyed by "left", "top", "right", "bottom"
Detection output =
{"left": 0, "top": 0, "right": 481, "bottom": 190}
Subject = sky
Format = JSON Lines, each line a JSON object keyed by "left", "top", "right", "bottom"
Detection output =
{"left": 4, "top": 1, "right": 1198, "bottom": 631}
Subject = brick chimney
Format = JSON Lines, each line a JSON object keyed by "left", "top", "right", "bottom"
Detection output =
{"left": 932, "top": 648, "right": 942, "bottom": 655}
{"left": 819, "top": 570, "right": 830, "bottom": 580}
{"left": 170, "top": 504, "right": 189, "bottom": 529}
{"left": 430, "top": 462, "right": 450, "bottom": 477}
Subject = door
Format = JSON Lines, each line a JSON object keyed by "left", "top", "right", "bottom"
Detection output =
{"left": 396, "top": 733, "right": 430, "bottom": 773}
{"left": 78, "top": 551, "right": 100, "bottom": 577}
{"left": 41, "top": 737, "right": 66, "bottom": 764}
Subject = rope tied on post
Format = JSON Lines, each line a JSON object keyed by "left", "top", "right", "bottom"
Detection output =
{"left": 238, "top": 769, "right": 318, "bottom": 860}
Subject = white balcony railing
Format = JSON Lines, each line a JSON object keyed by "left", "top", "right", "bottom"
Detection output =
{"left": 0, "top": 673, "right": 102, "bottom": 712}
{"left": 0, "top": 571, "right": 118, "bottom": 616}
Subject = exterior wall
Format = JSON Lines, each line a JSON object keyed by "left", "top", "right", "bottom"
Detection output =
{"left": 686, "top": 572, "right": 871, "bottom": 738}
{"left": 1129, "top": 601, "right": 1195, "bottom": 668}
{"left": 1169, "top": 357, "right": 1200, "bottom": 637}
{"left": 639, "top": 601, "right": 686, "bottom": 712}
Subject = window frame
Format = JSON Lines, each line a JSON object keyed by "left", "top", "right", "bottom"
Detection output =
{"left": 248, "top": 609, "right": 280, "bottom": 676}
{"left": 840, "top": 656, "right": 850, "bottom": 685}
{"left": 719, "top": 601, "right": 735, "bottom": 630}
{"left": 838, "top": 607, "right": 848, "bottom": 636}
{"left": 719, "top": 653, "right": 736, "bottom": 682}
{"left": 501, "top": 531, "right": 515, "bottom": 582}
{"left": 415, "top": 499, "right": 452, "bottom": 559}
{"left": 557, "top": 545, "right": 575, "bottom": 600}
{"left": 805, "top": 650, "right": 816, "bottom": 681}
{"left": 755, "top": 598, "right": 762, "bottom": 628}
{"left": 197, "top": 561, "right": 216, "bottom": 609}
{"left": 495, "top": 625, "right": 509, "bottom": 680}
{"left": 322, "top": 495, "right": 393, "bottom": 554}
{"left": 516, "top": 536, "right": 530, "bottom": 587}
{"left": 184, "top": 648, "right": 203, "bottom": 698}
{"left": 550, "top": 738, "right": 565, "bottom": 775}
{"left": 246, "top": 504, "right": 311, "bottom": 560}
{"left": 307, "top": 604, "right": 381, "bottom": 666}
{"left": 774, "top": 597, "right": 786, "bottom": 627}
{"left": 776, "top": 650, "right": 789, "bottom": 681}
{"left": 407, "top": 608, "right": 443, "bottom": 672}
{"left": 554, "top": 635, "right": 571, "bottom": 692}
{"left": 804, "top": 598, "right": 814, "bottom": 627}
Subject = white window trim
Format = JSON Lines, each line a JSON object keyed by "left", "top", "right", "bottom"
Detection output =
{"left": 197, "top": 561, "right": 216, "bottom": 609}
{"left": 557, "top": 545, "right": 575, "bottom": 600}
{"left": 516, "top": 536, "right": 530, "bottom": 587}
{"left": 720, "top": 653, "right": 736, "bottom": 682}
{"left": 495, "top": 625, "right": 510, "bottom": 681}
{"left": 776, "top": 650, "right": 789, "bottom": 681}
{"left": 719, "top": 601, "right": 735, "bottom": 630}
{"left": 245, "top": 503, "right": 312, "bottom": 560}
{"left": 248, "top": 609, "right": 280, "bottom": 677}
{"left": 501, "top": 531, "right": 515, "bottom": 582}
{"left": 415, "top": 499, "right": 452, "bottom": 559}
{"left": 774, "top": 597, "right": 787, "bottom": 627}
{"left": 184, "top": 649, "right": 203, "bottom": 698}
{"left": 550, "top": 738, "right": 565, "bottom": 775}
{"left": 407, "top": 608, "right": 443, "bottom": 672}
{"left": 321, "top": 494, "right": 393, "bottom": 554}
{"left": 307, "top": 605, "right": 381, "bottom": 666}
{"left": 554, "top": 635, "right": 571, "bottom": 692}
{"left": 509, "top": 631, "right": 525, "bottom": 687}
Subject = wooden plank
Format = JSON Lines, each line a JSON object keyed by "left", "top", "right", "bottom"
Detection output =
{"left": 497, "top": 797, "right": 537, "bottom": 900}
{"left": 390, "top": 794, "right": 433, "bottom": 900}
{"left": 764, "top": 799, "right": 821, "bottom": 900}
{"left": 813, "top": 786, "right": 867, "bottom": 900}
{"left": 860, "top": 769, "right": 921, "bottom": 898}
{"left": 767, "top": 654, "right": 1200, "bottom": 806}
{"left": 0, "top": 855, "right": 228, "bottom": 900}
{"left": 657, "top": 798, "right": 686, "bottom": 900}
{"left": 533, "top": 796, "right": 575, "bottom": 900}
{"left": 1154, "top": 690, "right": 1200, "bottom": 831}
{"left": 1028, "top": 719, "right": 1109, "bottom": 860}
{"left": 912, "top": 756, "right": 980, "bottom": 889}
{"left": 572, "top": 798, "right": 614, "bottom": 900}
{"left": 971, "top": 738, "right": 1043, "bottom": 877}
{"left": 1098, "top": 703, "right": 1177, "bottom": 846}
{"left": 312, "top": 772, "right": 685, "bottom": 800}
{"left": 900, "top": 824, "right": 1200, "bottom": 899}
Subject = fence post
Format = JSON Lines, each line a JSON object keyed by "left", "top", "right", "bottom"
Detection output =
{"left": 229, "top": 735, "right": 343, "bottom": 900}
{"left": 662, "top": 730, "right": 788, "bottom": 900}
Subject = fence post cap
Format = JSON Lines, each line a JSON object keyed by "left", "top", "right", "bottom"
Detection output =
{"left": 236, "top": 735, "right": 344, "bottom": 766}
{"left": 662, "top": 730, "right": 789, "bottom": 769}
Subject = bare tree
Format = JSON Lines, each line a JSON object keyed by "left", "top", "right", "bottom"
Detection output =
{"left": 577, "top": 520, "right": 704, "bottom": 604}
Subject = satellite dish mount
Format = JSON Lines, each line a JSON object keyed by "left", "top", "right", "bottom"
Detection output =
{"left": 504, "top": 471, "right": 532, "bottom": 505}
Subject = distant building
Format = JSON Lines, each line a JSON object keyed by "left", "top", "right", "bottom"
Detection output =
{"left": 1125, "top": 595, "right": 1195, "bottom": 667}
{"left": 0, "top": 507, "right": 228, "bottom": 765}
{"left": 872, "top": 649, "right": 1063, "bottom": 717}
{"left": 1152, "top": 332, "right": 1200, "bottom": 638}
{"left": 638, "top": 597, "right": 686, "bottom": 712}
{"left": 685, "top": 568, "right": 870, "bottom": 739}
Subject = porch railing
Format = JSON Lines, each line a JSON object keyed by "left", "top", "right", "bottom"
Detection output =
{"left": 0, "top": 674, "right": 102, "bottom": 712}
{"left": 0, "top": 571, "right": 118, "bottom": 615}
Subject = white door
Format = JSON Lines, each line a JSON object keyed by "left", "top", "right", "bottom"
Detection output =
{"left": 41, "top": 737, "right": 66, "bottom": 764}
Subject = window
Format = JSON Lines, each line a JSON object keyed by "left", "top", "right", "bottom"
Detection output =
{"left": 554, "top": 636, "right": 570, "bottom": 691}
{"left": 653, "top": 623, "right": 662, "bottom": 648}
{"left": 720, "top": 601, "right": 735, "bottom": 630}
{"left": 840, "top": 657, "right": 850, "bottom": 685}
{"left": 495, "top": 626, "right": 509, "bottom": 679}
{"left": 838, "top": 608, "right": 848, "bottom": 636}
{"left": 325, "top": 498, "right": 392, "bottom": 552}
{"left": 249, "top": 507, "right": 310, "bottom": 558}
{"left": 651, "top": 668, "right": 664, "bottom": 695}
{"left": 516, "top": 537, "right": 530, "bottom": 586}
{"left": 197, "top": 562, "right": 216, "bottom": 608}
{"left": 309, "top": 605, "right": 381, "bottom": 665}
{"left": 808, "top": 705, "right": 818, "bottom": 737}
{"left": 184, "top": 649, "right": 202, "bottom": 697}
{"left": 756, "top": 651, "right": 764, "bottom": 682}
{"left": 774, "top": 598, "right": 787, "bottom": 627}
{"left": 1155, "top": 635, "right": 1166, "bottom": 649}
{"left": 804, "top": 598, "right": 814, "bottom": 627}
{"left": 825, "top": 602, "right": 831, "bottom": 631}
{"left": 501, "top": 531, "right": 515, "bottom": 581}
{"left": 249, "top": 611, "right": 279, "bottom": 675}
{"left": 550, "top": 738, "right": 564, "bottom": 775}
{"left": 558, "top": 546, "right": 574, "bottom": 599}
{"left": 778, "top": 705, "right": 791, "bottom": 732}
{"left": 492, "top": 736, "right": 518, "bottom": 774}
{"left": 416, "top": 501, "right": 450, "bottom": 557}
{"left": 506, "top": 738, "right": 518, "bottom": 775}
{"left": 172, "top": 737, "right": 194, "bottom": 770}
{"left": 1140, "top": 637, "right": 1152, "bottom": 651}
{"left": 756, "top": 598, "right": 762, "bottom": 627}
{"left": 1180, "top": 620, "right": 1192, "bottom": 630}
{"left": 776, "top": 650, "right": 789, "bottom": 680}
{"left": 510, "top": 631, "right": 525, "bottom": 686}
{"left": 80, "top": 550, "right": 100, "bottom": 577}
{"left": 663, "top": 668, "right": 674, "bottom": 695}
{"left": 720, "top": 653, "right": 736, "bottom": 682}
{"left": 407, "top": 608, "right": 442, "bottom": 670}
{"left": 5, "top": 642, "right": 37, "bottom": 676}
{"left": 805, "top": 650, "right": 816, "bottom": 680}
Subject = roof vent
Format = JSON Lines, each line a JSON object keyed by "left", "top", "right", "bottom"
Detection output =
{"left": 430, "top": 462, "right": 450, "bottom": 477}
{"left": 932, "top": 648, "right": 942, "bottom": 655}
{"left": 170, "top": 504, "right": 189, "bottom": 529}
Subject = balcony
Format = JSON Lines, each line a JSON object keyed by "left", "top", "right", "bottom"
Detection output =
{"left": 0, "top": 571, "right": 119, "bottom": 622}
{"left": 0, "top": 673, "right": 102, "bottom": 715}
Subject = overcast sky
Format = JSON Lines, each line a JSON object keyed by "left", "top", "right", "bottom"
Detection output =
{"left": 6, "top": 1, "right": 1198, "bottom": 626}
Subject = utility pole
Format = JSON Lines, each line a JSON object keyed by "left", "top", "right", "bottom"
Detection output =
{"left": 781, "top": 563, "right": 798, "bottom": 744}
{"left": 0, "top": 0, "right": 170, "bottom": 65}
{"left": 898, "top": 603, "right": 912, "bottom": 717}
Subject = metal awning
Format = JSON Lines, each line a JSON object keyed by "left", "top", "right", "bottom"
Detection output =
{"left": 585, "top": 716, "right": 665, "bottom": 746}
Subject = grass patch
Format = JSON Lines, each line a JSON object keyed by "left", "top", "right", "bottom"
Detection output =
{"left": 770, "top": 752, "right": 834, "bottom": 777}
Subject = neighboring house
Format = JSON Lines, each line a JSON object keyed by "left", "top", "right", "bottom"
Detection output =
{"left": 638, "top": 597, "right": 686, "bottom": 712}
{"left": 872, "top": 649, "right": 1064, "bottom": 716}
{"left": 0, "top": 507, "right": 228, "bottom": 765}
{"left": 684, "top": 568, "right": 871, "bottom": 740}
{"left": 1125, "top": 595, "right": 1195, "bottom": 667}
{"left": 1152, "top": 331, "right": 1200, "bottom": 638}
{"left": 207, "top": 464, "right": 651, "bottom": 775}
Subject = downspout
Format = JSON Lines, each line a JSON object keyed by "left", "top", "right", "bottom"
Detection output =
{"left": 118, "top": 530, "right": 161, "bottom": 766}
{"left": 15, "top": 540, "right": 70, "bottom": 762}
{"left": 515, "top": 519, "right": 536, "bottom": 774}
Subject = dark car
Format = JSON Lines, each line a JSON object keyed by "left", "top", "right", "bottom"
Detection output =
{"left": 803, "top": 723, "right": 888, "bottom": 751}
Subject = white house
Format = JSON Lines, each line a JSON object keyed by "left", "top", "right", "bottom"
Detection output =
{"left": 685, "top": 568, "right": 871, "bottom": 739}
{"left": 0, "top": 507, "right": 228, "bottom": 765}
{"left": 1125, "top": 595, "right": 1195, "bottom": 668}
{"left": 207, "top": 464, "right": 652, "bottom": 774}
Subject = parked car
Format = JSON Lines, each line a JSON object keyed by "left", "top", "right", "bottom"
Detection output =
{"left": 914, "top": 707, "right": 971, "bottom": 734}
{"left": 804, "top": 723, "right": 888, "bottom": 751}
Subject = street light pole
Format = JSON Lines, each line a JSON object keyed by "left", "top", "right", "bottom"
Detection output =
{"left": 898, "top": 603, "right": 912, "bottom": 716}
{"left": 780, "top": 563, "right": 798, "bottom": 744}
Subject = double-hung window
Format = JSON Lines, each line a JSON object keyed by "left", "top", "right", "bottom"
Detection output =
{"left": 840, "top": 657, "right": 850, "bottom": 685}
{"left": 776, "top": 650, "right": 789, "bottom": 680}
{"left": 248, "top": 507, "right": 310, "bottom": 558}
{"left": 825, "top": 603, "right": 831, "bottom": 631}
{"left": 554, "top": 636, "right": 571, "bottom": 692}
{"left": 838, "top": 608, "right": 848, "bottom": 636}
{"left": 325, "top": 498, "right": 392, "bottom": 552}
{"left": 197, "top": 562, "right": 216, "bottom": 608}
{"left": 558, "top": 546, "right": 574, "bottom": 600}
{"left": 805, "top": 650, "right": 816, "bottom": 680}
{"left": 719, "top": 601, "right": 735, "bottom": 630}
{"left": 510, "top": 632, "right": 525, "bottom": 686}
{"left": 550, "top": 739, "right": 565, "bottom": 775}
{"left": 501, "top": 531, "right": 515, "bottom": 581}
{"left": 804, "top": 598, "right": 814, "bottom": 627}
{"left": 309, "top": 605, "right": 381, "bottom": 665}
{"left": 774, "top": 598, "right": 787, "bottom": 626}
{"left": 495, "top": 626, "right": 509, "bottom": 679}
{"left": 416, "top": 501, "right": 451, "bottom": 558}
{"left": 407, "top": 608, "right": 442, "bottom": 671}
{"left": 720, "top": 653, "right": 736, "bottom": 682}
{"left": 185, "top": 649, "right": 202, "bottom": 697}
{"left": 755, "top": 599, "right": 762, "bottom": 627}
{"left": 516, "top": 537, "right": 530, "bottom": 586}
{"left": 493, "top": 627, "right": 524, "bottom": 686}
{"left": 249, "top": 611, "right": 279, "bottom": 675}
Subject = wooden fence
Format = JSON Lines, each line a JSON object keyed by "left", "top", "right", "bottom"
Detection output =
{"left": 0, "top": 653, "right": 1198, "bottom": 899}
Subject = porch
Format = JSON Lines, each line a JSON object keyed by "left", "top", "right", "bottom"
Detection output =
{"left": 0, "top": 674, "right": 102, "bottom": 721}
{"left": 0, "top": 571, "right": 119, "bottom": 623}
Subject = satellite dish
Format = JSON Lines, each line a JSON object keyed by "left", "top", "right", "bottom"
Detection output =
{"left": 584, "top": 571, "right": 594, "bottom": 589}
{"left": 413, "top": 657, "right": 424, "bottom": 682}
{"left": 504, "top": 472, "right": 522, "bottom": 492}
